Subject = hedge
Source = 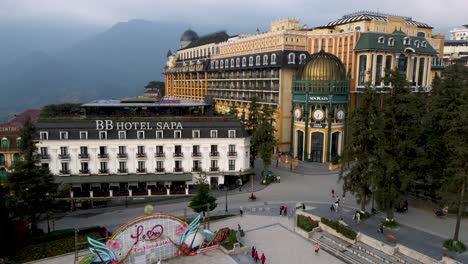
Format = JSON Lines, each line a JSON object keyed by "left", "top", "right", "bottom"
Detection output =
{"left": 321, "top": 217, "right": 357, "bottom": 240}
{"left": 297, "top": 215, "right": 319, "bottom": 232}
{"left": 443, "top": 239, "right": 466, "bottom": 253}
{"left": 28, "top": 226, "right": 100, "bottom": 244}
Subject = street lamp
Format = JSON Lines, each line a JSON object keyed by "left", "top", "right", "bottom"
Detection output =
{"left": 46, "top": 192, "right": 50, "bottom": 233}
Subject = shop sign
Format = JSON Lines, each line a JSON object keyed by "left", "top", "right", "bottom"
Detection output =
{"left": 309, "top": 96, "right": 329, "bottom": 101}
{"left": 96, "top": 120, "right": 183, "bottom": 130}
{"left": 311, "top": 123, "right": 327, "bottom": 128}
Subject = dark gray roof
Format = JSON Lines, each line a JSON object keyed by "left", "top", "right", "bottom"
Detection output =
{"left": 323, "top": 11, "right": 432, "bottom": 29}
{"left": 445, "top": 40, "right": 468, "bottom": 46}
{"left": 354, "top": 32, "right": 437, "bottom": 55}
{"left": 179, "top": 31, "right": 229, "bottom": 51}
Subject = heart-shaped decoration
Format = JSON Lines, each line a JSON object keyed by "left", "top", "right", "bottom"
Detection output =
{"left": 146, "top": 224, "right": 163, "bottom": 240}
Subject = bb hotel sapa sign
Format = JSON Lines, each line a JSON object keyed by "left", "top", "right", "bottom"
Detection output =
{"left": 96, "top": 120, "right": 183, "bottom": 130}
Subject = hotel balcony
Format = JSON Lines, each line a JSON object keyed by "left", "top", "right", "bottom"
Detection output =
{"left": 192, "top": 167, "right": 202, "bottom": 172}
{"left": 79, "top": 153, "right": 89, "bottom": 159}
{"left": 79, "top": 169, "right": 90, "bottom": 175}
{"left": 155, "top": 152, "right": 165, "bottom": 158}
{"left": 173, "top": 152, "right": 184, "bottom": 158}
{"left": 58, "top": 154, "right": 70, "bottom": 160}
{"left": 155, "top": 168, "right": 165, "bottom": 173}
{"left": 136, "top": 153, "right": 147, "bottom": 158}
{"left": 118, "top": 168, "right": 128, "bottom": 174}
{"left": 210, "top": 167, "right": 219, "bottom": 172}
{"left": 40, "top": 154, "right": 50, "bottom": 161}
{"left": 117, "top": 153, "right": 128, "bottom": 159}
{"left": 209, "top": 151, "right": 219, "bottom": 157}
{"left": 59, "top": 169, "right": 70, "bottom": 175}
{"left": 99, "top": 169, "right": 109, "bottom": 174}
{"left": 98, "top": 153, "right": 109, "bottom": 159}
{"left": 174, "top": 167, "right": 183, "bottom": 173}
{"left": 137, "top": 168, "right": 147, "bottom": 173}
{"left": 228, "top": 151, "right": 237, "bottom": 157}
{"left": 191, "top": 152, "right": 202, "bottom": 158}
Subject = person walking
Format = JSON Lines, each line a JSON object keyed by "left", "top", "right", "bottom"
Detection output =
{"left": 277, "top": 176, "right": 280, "bottom": 183}
{"left": 331, "top": 189, "right": 335, "bottom": 198}
{"left": 260, "top": 253, "right": 266, "bottom": 264}
{"left": 254, "top": 250, "right": 259, "bottom": 263}
{"left": 284, "top": 206, "right": 288, "bottom": 216}
{"left": 334, "top": 201, "right": 339, "bottom": 212}
{"left": 238, "top": 224, "right": 241, "bottom": 232}
{"left": 314, "top": 243, "right": 320, "bottom": 254}
{"left": 240, "top": 207, "right": 244, "bottom": 217}
{"left": 280, "top": 205, "right": 284, "bottom": 215}
{"left": 378, "top": 223, "right": 384, "bottom": 233}
{"left": 251, "top": 246, "right": 256, "bottom": 258}
{"left": 157, "top": 259, "right": 161, "bottom": 264}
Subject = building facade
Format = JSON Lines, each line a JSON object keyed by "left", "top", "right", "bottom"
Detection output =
{"left": 164, "top": 11, "right": 444, "bottom": 156}
{"left": 450, "top": 25, "right": 468, "bottom": 40}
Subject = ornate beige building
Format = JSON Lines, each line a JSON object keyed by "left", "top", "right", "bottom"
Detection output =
{"left": 164, "top": 11, "right": 445, "bottom": 157}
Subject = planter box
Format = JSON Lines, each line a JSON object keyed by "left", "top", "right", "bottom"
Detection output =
{"left": 219, "top": 243, "right": 249, "bottom": 255}
{"left": 319, "top": 222, "right": 356, "bottom": 244}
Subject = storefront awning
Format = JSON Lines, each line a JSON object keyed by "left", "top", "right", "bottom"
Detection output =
{"left": 54, "top": 173, "right": 193, "bottom": 185}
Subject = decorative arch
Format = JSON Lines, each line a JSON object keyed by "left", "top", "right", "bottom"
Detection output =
{"left": 310, "top": 131, "right": 325, "bottom": 162}
{"left": 288, "top": 53, "right": 296, "bottom": 64}
{"left": 263, "top": 55, "right": 268, "bottom": 65}
{"left": 271, "top": 54, "right": 277, "bottom": 64}
{"left": 299, "top": 54, "right": 306, "bottom": 64}
{"left": 1, "top": 138, "right": 7, "bottom": 150}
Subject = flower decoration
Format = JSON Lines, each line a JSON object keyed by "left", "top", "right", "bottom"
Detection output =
{"left": 176, "top": 223, "right": 188, "bottom": 235}
{"left": 106, "top": 239, "right": 121, "bottom": 251}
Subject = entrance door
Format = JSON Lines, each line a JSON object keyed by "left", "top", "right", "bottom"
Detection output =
{"left": 331, "top": 132, "right": 340, "bottom": 161}
{"left": 310, "top": 132, "right": 324, "bottom": 163}
{"left": 296, "top": 130, "right": 304, "bottom": 160}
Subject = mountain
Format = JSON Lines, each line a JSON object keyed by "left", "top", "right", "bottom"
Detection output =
{"left": 0, "top": 19, "right": 188, "bottom": 120}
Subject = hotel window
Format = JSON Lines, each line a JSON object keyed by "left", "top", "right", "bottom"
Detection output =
{"left": 156, "top": 161, "right": 164, "bottom": 170}
{"left": 236, "top": 58, "right": 240, "bottom": 67}
{"left": 80, "top": 131, "right": 88, "bottom": 140}
{"left": 388, "top": 38, "right": 394, "bottom": 46}
{"left": 175, "top": 145, "right": 182, "bottom": 155}
{"left": 228, "top": 130, "right": 236, "bottom": 138}
{"left": 210, "top": 130, "right": 218, "bottom": 138}
{"left": 230, "top": 59, "right": 234, "bottom": 68}
{"left": 100, "top": 162, "right": 108, "bottom": 172}
{"left": 263, "top": 55, "right": 268, "bottom": 65}
{"left": 119, "top": 146, "right": 126, "bottom": 155}
{"left": 193, "top": 145, "right": 200, "bottom": 154}
{"left": 225, "top": 59, "right": 229, "bottom": 67}
{"left": 137, "top": 146, "right": 145, "bottom": 155}
{"left": 61, "top": 163, "right": 69, "bottom": 173}
{"left": 378, "top": 36, "right": 385, "bottom": 44}
{"left": 210, "top": 160, "right": 218, "bottom": 169}
{"left": 220, "top": 60, "right": 224, "bottom": 68}
{"left": 99, "top": 131, "right": 107, "bottom": 140}
{"left": 40, "top": 132, "right": 48, "bottom": 140}
{"left": 271, "top": 54, "right": 277, "bottom": 64}
{"left": 60, "top": 147, "right": 68, "bottom": 157}
{"left": 288, "top": 53, "right": 295, "bottom": 64}
{"left": 210, "top": 61, "right": 214, "bottom": 69}
{"left": 215, "top": 60, "right": 219, "bottom": 69}
{"left": 175, "top": 160, "right": 182, "bottom": 169}
{"left": 80, "top": 146, "right": 88, "bottom": 156}
{"left": 99, "top": 146, "right": 107, "bottom": 156}
{"left": 156, "top": 130, "right": 163, "bottom": 139}
{"left": 358, "top": 55, "right": 367, "bottom": 86}
{"left": 138, "top": 161, "right": 145, "bottom": 170}
{"left": 299, "top": 54, "right": 306, "bottom": 64}
{"left": 376, "top": 55, "right": 383, "bottom": 86}
{"left": 229, "top": 144, "right": 236, "bottom": 153}
{"left": 40, "top": 147, "right": 48, "bottom": 156}
{"left": 119, "top": 161, "right": 127, "bottom": 171}
{"left": 80, "top": 162, "right": 88, "bottom": 173}
{"left": 249, "top": 56, "right": 253, "bottom": 66}
{"left": 418, "top": 58, "right": 425, "bottom": 86}
{"left": 1, "top": 138, "right": 7, "bottom": 150}
{"left": 403, "top": 37, "right": 410, "bottom": 46}
{"left": 174, "top": 130, "right": 182, "bottom": 138}
{"left": 193, "top": 160, "right": 201, "bottom": 170}
{"left": 137, "top": 131, "right": 145, "bottom": 139}
{"left": 156, "top": 145, "right": 163, "bottom": 154}
{"left": 229, "top": 160, "right": 236, "bottom": 171}
{"left": 118, "top": 131, "right": 126, "bottom": 139}
{"left": 192, "top": 130, "right": 200, "bottom": 138}
{"left": 60, "top": 131, "right": 68, "bottom": 140}
{"left": 256, "top": 56, "right": 261, "bottom": 65}
{"left": 242, "top": 57, "right": 246, "bottom": 66}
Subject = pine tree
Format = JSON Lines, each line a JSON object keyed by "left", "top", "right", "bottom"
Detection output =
{"left": 427, "top": 64, "right": 468, "bottom": 242}
{"left": 252, "top": 105, "right": 277, "bottom": 173}
{"left": 6, "top": 117, "right": 58, "bottom": 229}
{"left": 373, "top": 70, "right": 424, "bottom": 220}
{"left": 340, "top": 84, "right": 379, "bottom": 211}
{"left": 188, "top": 174, "right": 217, "bottom": 213}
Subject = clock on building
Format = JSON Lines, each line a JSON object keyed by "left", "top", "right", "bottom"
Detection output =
{"left": 294, "top": 108, "right": 302, "bottom": 120}
{"left": 312, "top": 109, "right": 325, "bottom": 121}
{"left": 336, "top": 109, "right": 345, "bottom": 121}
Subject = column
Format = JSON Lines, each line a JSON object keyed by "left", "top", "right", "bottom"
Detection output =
{"left": 129, "top": 189, "right": 133, "bottom": 197}
{"left": 70, "top": 190, "right": 74, "bottom": 198}
{"left": 185, "top": 186, "right": 189, "bottom": 195}
{"left": 148, "top": 189, "right": 152, "bottom": 196}
{"left": 90, "top": 190, "right": 93, "bottom": 198}
{"left": 166, "top": 188, "right": 171, "bottom": 196}
{"left": 109, "top": 189, "right": 113, "bottom": 197}
{"left": 304, "top": 112, "right": 309, "bottom": 160}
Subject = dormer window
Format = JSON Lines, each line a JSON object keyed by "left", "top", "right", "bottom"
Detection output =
{"left": 256, "top": 55, "right": 261, "bottom": 66}
{"left": 236, "top": 58, "right": 240, "bottom": 67}
{"left": 271, "top": 54, "right": 277, "bottom": 65}
{"left": 403, "top": 37, "right": 410, "bottom": 46}
{"left": 355, "top": 26, "right": 361, "bottom": 32}
{"left": 225, "top": 59, "right": 229, "bottom": 68}
{"left": 299, "top": 54, "right": 306, "bottom": 64}
{"left": 421, "top": 41, "right": 427, "bottom": 47}
{"left": 263, "top": 55, "right": 268, "bottom": 65}
{"left": 230, "top": 59, "right": 234, "bottom": 68}
{"left": 388, "top": 38, "right": 395, "bottom": 46}
{"left": 60, "top": 131, "right": 69, "bottom": 140}
{"left": 378, "top": 36, "right": 385, "bottom": 44}
{"left": 339, "top": 29, "right": 345, "bottom": 33}
{"left": 249, "top": 56, "right": 254, "bottom": 66}
{"left": 242, "top": 57, "right": 246, "bottom": 67}
{"left": 215, "top": 60, "right": 219, "bottom": 69}
{"left": 414, "top": 40, "right": 420, "bottom": 47}
{"left": 288, "top": 53, "right": 295, "bottom": 64}
{"left": 210, "top": 61, "right": 214, "bottom": 69}
{"left": 220, "top": 60, "right": 224, "bottom": 68}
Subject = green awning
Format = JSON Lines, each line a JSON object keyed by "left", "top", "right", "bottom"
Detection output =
{"left": 54, "top": 173, "right": 193, "bottom": 184}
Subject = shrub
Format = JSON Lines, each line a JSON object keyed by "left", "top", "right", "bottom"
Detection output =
{"left": 297, "top": 215, "right": 319, "bottom": 232}
{"left": 382, "top": 219, "right": 399, "bottom": 228}
{"left": 355, "top": 210, "right": 370, "bottom": 220}
{"left": 321, "top": 217, "right": 357, "bottom": 240}
{"left": 443, "top": 239, "right": 466, "bottom": 253}
{"left": 222, "top": 229, "right": 239, "bottom": 250}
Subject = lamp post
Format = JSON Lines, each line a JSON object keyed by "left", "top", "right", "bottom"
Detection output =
{"left": 225, "top": 185, "right": 228, "bottom": 213}
{"left": 46, "top": 192, "right": 50, "bottom": 233}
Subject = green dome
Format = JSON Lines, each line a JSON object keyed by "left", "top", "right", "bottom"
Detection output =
{"left": 297, "top": 50, "right": 346, "bottom": 81}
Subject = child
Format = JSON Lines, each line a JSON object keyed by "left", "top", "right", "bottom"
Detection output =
{"left": 314, "top": 243, "right": 320, "bottom": 253}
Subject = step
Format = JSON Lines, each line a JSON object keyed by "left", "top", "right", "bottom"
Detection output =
{"left": 353, "top": 241, "right": 400, "bottom": 264}
{"left": 318, "top": 233, "right": 381, "bottom": 264}
{"left": 314, "top": 237, "right": 366, "bottom": 264}
{"left": 394, "top": 252, "right": 424, "bottom": 264}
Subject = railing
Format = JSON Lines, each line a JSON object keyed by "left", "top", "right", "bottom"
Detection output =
{"left": 210, "top": 167, "right": 219, "bottom": 172}
{"left": 228, "top": 151, "right": 237, "bottom": 157}
{"left": 136, "top": 153, "right": 147, "bottom": 158}
{"left": 59, "top": 169, "right": 70, "bottom": 174}
{"left": 156, "top": 168, "right": 165, "bottom": 173}
{"left": 79, "top": 169, "right": 89, "bottom": 174}
{"left": 192, "top": 152, "right": 202, "bottom": 157}
{"left": 99, "top": 169, "right": 109, "bottom": 174}
{"left": 210, "top": 151, "right": 219, "bottom": 157}
{"left": 117, "top": 153, "right": 128, "bottom": 158}
{"left": 173, "top": 152, "right": 184, "bottom": 157}
{"left": 174, "top": 167, "right": 183, "bottom": 172}
{"left": 78, "top": 153, "right": 89, "bottom": 159}
{"left": 40, "top": 154, "right": 50, "bottom": 160}
{"left": 58, "top": 154, "right": 70, "bottom": 160}
{"left": 118, "top": 168, "right": 128, "bottom": 173}
{"left": 98, "top": 153, "right": 109, "bottom": 159}
{"left": 192, "top": 167, "right": 202, "bottom": 172}
{"left": 137, "top": 168, "right": 146, "bottom": 173}
{"left": 155, "top": 152, "right": 165, "bottom": 157}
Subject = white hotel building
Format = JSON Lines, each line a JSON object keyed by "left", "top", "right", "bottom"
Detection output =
{"left": 35, "top": 98, "right": 251, "bottom": 199}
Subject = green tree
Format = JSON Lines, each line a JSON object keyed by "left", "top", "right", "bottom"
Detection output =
{"left": 253, "top": 105, "right": 277, "bottom": 173}
{"left": 246, "top": 97, "right": 261, "bottom": 167}
{"left": 6, "top": 117, "right": 58, "bottom": 229}
{"left": 340, "top": 84, "right": 379, "bottom": 211}
{"left": 188, "top": 174, "right": 217, "bottom": 213}
{"left": 427, "top": 64, "right": 468, "bottom": 242}
{"left": 228, "top": 105, "right": 239, "bottom": 120}
{"left": 373, "top": 70, "right": 424, "bottom": 220}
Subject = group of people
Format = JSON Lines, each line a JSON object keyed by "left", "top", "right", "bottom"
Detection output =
{"left": 251, "top": 246, "right": 266, "bottom": 264}
{"left": 330, "top": 189, "right": 343, "bottom": 212}
{"left": 274, "top": 176, "right": 281, "bottom": 183}
{"left": 280, "top": 205, "right": 289, "bottom": 216}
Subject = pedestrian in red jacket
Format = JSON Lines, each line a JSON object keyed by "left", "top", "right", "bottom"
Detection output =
{"left": 261, "top": 253, "right": 266, "bottom": 264}
{"left": 254, "top": 250, "right": 259, "bottom": 263}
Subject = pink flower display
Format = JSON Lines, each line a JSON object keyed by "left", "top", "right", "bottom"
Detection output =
{"left": 106, "top": 239, "right": 121, "bottom": 251}
{"left": 176, "top": 223, "right": 188, "bottom": 235}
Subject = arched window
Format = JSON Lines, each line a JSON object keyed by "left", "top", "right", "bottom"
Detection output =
{"left": 378, "top": 36, "right": 385, "bottom": 44}
{"left": 388, "top": 38, "right": 395, "bottom": 46}
{"left": 414, "top": 40, "right": 420, "bottom": 47}
{"left": 242, "top": 57, "right": 246, "bottom": 66}
{"left": 1, "top": 138, "right": 7, "bottom": 150}
{"left": 384, "top": 55, "right": 392, "bottom": 85}
{"left": 403, "top": 37, "right": 410, "bottom": 46}
{"left": 256, "top": 55, "right": 261, "bottom": 65}
{"left": 417, "top": 32, "right": 426, "bottom": 37}
{"left": 421, "top": 41, "right": 427, "bottom": 47}
{"left": 339, "top": 29, "right": 345, "bottom": 33}
{"left": 263, "top": 55, "right": 268, "bottom": 65}
{"left": 397, "top": 54, "right": 408, "bottom": 77}
{"left": 0, "top": 154, "right": 5, "bottom": 166}
{"left": 16, "top": 137, "right": 21, "bottom": 148}
{"left": 288, "top": 53, "right": 295, "bottom": 64}
{"left": 236, "top": 58, "right": 240, "bottom": 67}
{"left": 230, "top": 59, "right": 234, "bottom": 68}
{"left": 249, "top": 56, "right": 254, "bottom": 66}
{"left": 215, "top": 60, "right": 219, "bottom": 69}
{"left": 299, "top": 54, "right": 306, "bottom": 64}
{"left": 225, "top": 59, "right": 229, "bottom": 68}
{"left": 358, "top": 55, "right": 367, "bottom": 86}
{"left": 376, "top": 55, "right": 383, "bottom": 85}
{"left": 355, "top": 26, "right": 361, "bottom": 32}
{"left": 13, "top": 153, "right": 20, "bottom": 165}
{"left": 220, "top": 60, "right": 224, "bottom": 68}
{"left": 211, "top": 61, "right": 214, "bottom": 69}
{"left": 271, "top": 54, "right": 277, "bottom": 64}
{"left": 418, "top": 57, "right": 425, "bottom": 86}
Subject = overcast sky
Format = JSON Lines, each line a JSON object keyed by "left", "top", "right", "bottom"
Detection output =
{"left": 0, "top": 0, "right": 465, "bottom": 32}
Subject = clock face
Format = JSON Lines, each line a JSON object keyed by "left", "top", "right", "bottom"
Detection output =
{"left": 336, "top": 110, "right": 345, "bottom": 121}
{"left": 313, "top": 109, "right": 325, "bottom": 121}
{"left": 294, "top": 108, "right": 302, "bottom": 119}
